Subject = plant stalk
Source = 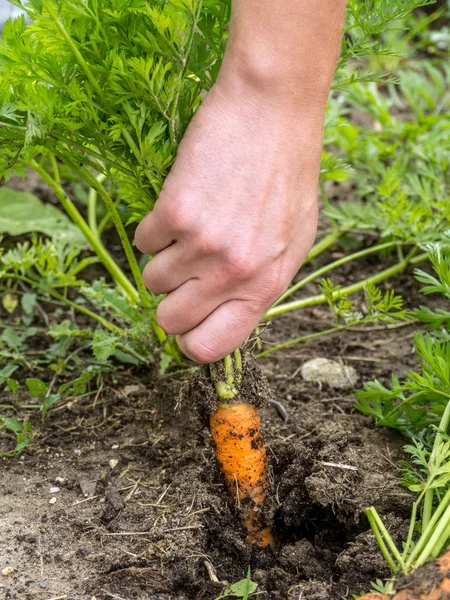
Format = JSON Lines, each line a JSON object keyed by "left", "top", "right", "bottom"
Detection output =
{"left": 273, "top": 241, "right": 398, "bottom": 307}
{"left": 422, "top": 399, "right": 450, "bottom": 533}
{"left": 88, "top": 172, "right": 107, "bottom": 238}
{"left": 265, "top": 250, "right": 427, "bottom": 320}
{"left": 13, "top": 275, "right": 122, "bottom": 333}
{"left": 67, "top": 161, "right": 151, "bottom": 308}
{"left": 30, "top": 159, "right": 140, "bottom": 304}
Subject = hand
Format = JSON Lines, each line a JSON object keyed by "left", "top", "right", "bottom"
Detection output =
{"left": 135, "top": 76, "right": 325, "bottom": 364}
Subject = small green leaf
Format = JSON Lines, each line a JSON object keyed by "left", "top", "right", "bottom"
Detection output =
{"left": 5, "top": 378, "right": 21, "bottom": 393}
{"left": 26, "top": 378, "right": 48, "bottom": 398}
{"left": 2, "top": 327, "right": 22, "bottom": 349}
{"left": 0, "top": 365, "right": 19, "bottom": 379}
{"left": 159, "top": 352, "right": 172, "bottom": 375}
{"left": 0, "top": 418, "right": 32, "bottom": 457}
{"left": 21, "top": 292, "right": 37, "bottom": 315}
{"left": 40, "top": 393, "right": 61, "bottom": 416}
{"left": 218, "top": 568, "right": 257, "bottom": 599}
{"left": 2, "top": 293, "right": 18, "bottom": 314}
{"left": 93, "top": 330, "right": 119, "bottom": 361}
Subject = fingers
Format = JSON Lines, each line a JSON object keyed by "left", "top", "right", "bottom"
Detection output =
{"left": 134, "top": 209, "right": 175, "bottom": 255}
{"left": 176, "top": 299, "right": 263, "bottom": 364}
{"left": 156, "top": 279, "right": 226, "bottom": 335}
{"left": 142, "top": 244, "right": 190, "bottom": 295}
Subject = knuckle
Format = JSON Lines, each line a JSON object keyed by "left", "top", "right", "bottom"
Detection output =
{"left": 195, "top": 231, "right": 222, "bottom": 256}
{"left": 142, "top": 261, "right": 162, "bottom": 293}
{"left": 224, "top": 250, "right": 258, "bottom": 282}
{"left": 183, "top": 336, "right": 221, "bottom": 364}
{"left": 156, "top": 302, "right": 175, "bottom": 334}
{"left": 263, "top": 273, "right": 289, "bottom": 303}
{"left": 161, "top": 194, "right": 194, "bottom": 233}
{"left": 134, "top": 220, "right": 150, "bottom": 253}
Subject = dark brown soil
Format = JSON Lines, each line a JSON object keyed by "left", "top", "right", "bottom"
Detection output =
{"left": 0, "top": 173, "right": 431, "bottom": 600}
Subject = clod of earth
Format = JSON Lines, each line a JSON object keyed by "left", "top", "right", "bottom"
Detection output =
{"left": 301, "top": 357, "right": 359, "bottom": 389}
{"left": 358, "top": 548, "right": 450, "bottom": 599}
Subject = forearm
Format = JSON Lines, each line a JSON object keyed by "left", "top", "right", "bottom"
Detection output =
{"left": 218, "top": 0, "right": 347, "bottom": 110}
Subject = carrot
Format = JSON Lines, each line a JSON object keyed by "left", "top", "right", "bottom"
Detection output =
{"left": 209, "top": 352, "right": 273, "bottom": 548}
{"left": 358, "top": 549, "right": 450, "bottom": 599}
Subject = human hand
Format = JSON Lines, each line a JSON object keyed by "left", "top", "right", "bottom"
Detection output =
{"left": 135, "top": 74, "right": 326, "bottom": 363}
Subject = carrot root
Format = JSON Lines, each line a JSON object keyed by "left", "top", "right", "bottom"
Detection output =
{"left": 210, "top": 402, "right": 273, "bottom": 548}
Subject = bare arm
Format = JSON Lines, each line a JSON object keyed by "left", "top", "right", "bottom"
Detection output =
{"left": 135, "top": 0, "right": 347, "bottom": 363}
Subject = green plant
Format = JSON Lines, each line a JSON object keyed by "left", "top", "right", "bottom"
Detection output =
{"left": 358, "top": 245, "right": 450, "bottom": 591}
{"left": 356, "top": 245, "right": 450, "bottom": 441}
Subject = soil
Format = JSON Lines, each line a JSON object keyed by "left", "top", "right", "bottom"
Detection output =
{"left": 0, "top": 174, "right": 435, "bottom": 600}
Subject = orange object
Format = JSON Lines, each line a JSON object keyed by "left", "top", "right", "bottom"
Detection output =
{"left": 210, "top": 402, "right": 273, "bottom": 547}
{"left": 358, "top": 549, "right": 450, "bottom": 599}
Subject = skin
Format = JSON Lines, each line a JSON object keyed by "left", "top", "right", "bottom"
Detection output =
{"left": 135, "top": 0, "right": 347, "bottom": 364}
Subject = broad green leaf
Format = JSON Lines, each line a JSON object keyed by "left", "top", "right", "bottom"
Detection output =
{"left": 0, "top": 188, "right": 85, "bottom": 243}
{"left": 26, "top": 378, "right": 48, "bottom": 398}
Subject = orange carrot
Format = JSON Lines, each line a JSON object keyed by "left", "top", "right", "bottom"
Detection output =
{"left": 210, "top": 401, "right": 273, "bottom": 547}
{"left": 358, "top": 549, "right": 450, "bottom": 599}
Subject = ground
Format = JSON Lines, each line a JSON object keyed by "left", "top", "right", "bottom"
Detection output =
{"left": 0, "top": 175, "right": 430, "bottom": 600}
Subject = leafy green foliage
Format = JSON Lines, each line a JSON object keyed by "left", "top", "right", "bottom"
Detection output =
{"left": 356, "top": 244, "right": 450, "bottom": 440}
{"left": 325, "top": 64, "right": 450, "bottom": 243}
{"left": 335, "top": 0, "right": 435, "bottom": 89}
{"left": 320, "top": 278, "right": 411, "bottom": 327}
{"left": 0, "top": 0, "right": 230, "bottom": 222}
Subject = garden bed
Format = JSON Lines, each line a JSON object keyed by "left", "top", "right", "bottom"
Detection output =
{"left": 0, "top": 174, "right": 426, "bottom": 599}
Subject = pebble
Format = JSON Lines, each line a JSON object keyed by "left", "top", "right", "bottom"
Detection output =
{"left": 109, "top": 459, "right": 119, "bottom": 469}
{"left": 49, "top": 487, "right": 60, "bottom": 494}
{"left": 111, "top": 444, "right": 119, "bottom": 450}
{"left": 49, "top": 497, "right": 57, "bottom": 505}
{"left": 301, "top": 357, "right": 358, "bottom": 390}
{"left": 1, "top": 567, "right": 14, "bottom": 576}
{"left": 55, "top": 477, "right": 65, "bottom": 485}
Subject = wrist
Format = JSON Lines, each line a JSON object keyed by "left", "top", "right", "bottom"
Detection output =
{"left": 217, "top": 42, "right": 333, "bottom": 117}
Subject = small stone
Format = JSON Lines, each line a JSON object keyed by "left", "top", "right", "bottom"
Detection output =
{"left": 301, "top": 358, "right": 358, "bottom": 390}
{"left": 109, "top": 459, "right": 119, "bottom": 469}
{"left": 49, "top": 497, "right": 57, "bottom": 505}
{"left": 55, "top": 477, "right": 65, "bottom": 485}
{"left": 20, "top": 455, "right": 25, "bottom": 461}
{"left": 79, "top": 479, "right": 97, "bottom": 498}
{"left": 1, "top": 567, "right": 14, "bottom": 576}
{"left": 111, "top": 444, "right": 119, "bottom": 450}
{"left": 49, "top": 487, "right": 60, "bottom": 494}
{"left": 73, "top": 449, "right": 81, "bottom": 456}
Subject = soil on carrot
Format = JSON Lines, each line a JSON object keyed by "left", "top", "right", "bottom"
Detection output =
{"left": 0, "top": 173, "right": 432, "bottom": 600}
